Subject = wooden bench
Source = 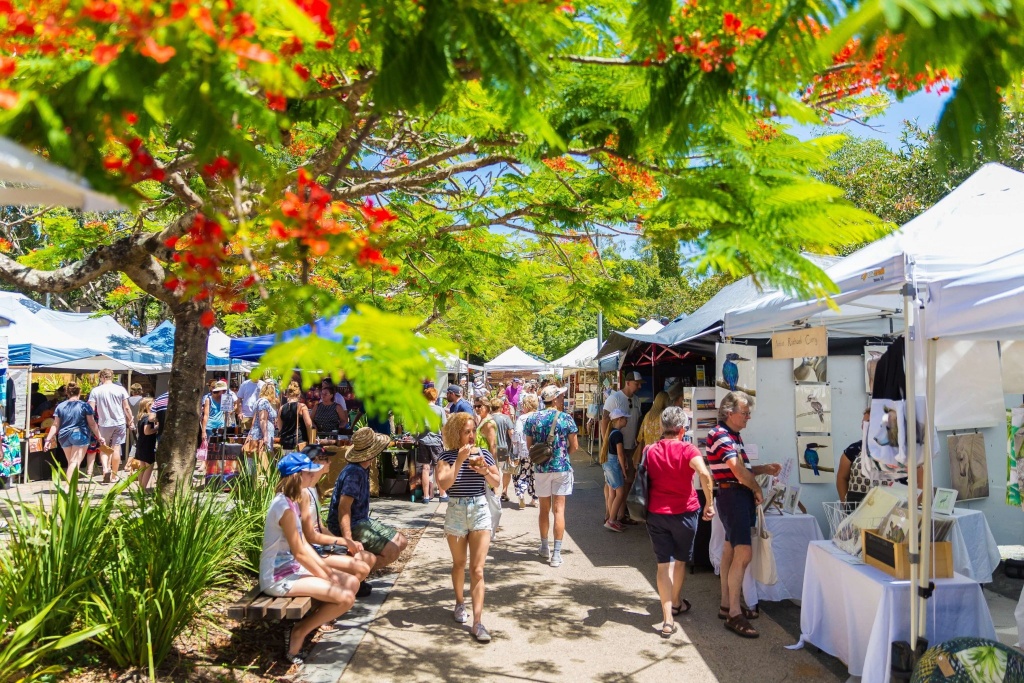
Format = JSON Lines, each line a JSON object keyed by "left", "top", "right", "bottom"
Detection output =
{"left": 227, "top": 586, "right": 320, "bottom": 621}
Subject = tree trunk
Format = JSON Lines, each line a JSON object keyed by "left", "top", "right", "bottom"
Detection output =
{"left": 155, "top": 301, "right": 210, "bottom": 492}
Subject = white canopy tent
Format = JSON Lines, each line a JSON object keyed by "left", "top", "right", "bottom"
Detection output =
{"left": 551, "top": 338, "right": 599, "bottom": 370}
{"left": 723, "top": 163, "right": 1024, "bottom": 655}
{"left": 483, "top": 346, "right": 550, "bottom": 373}
{"left": 0, "top": 137, "right": 127, "bottom": 212}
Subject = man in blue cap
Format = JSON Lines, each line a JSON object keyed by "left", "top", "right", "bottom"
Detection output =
{"left": 446, "top": 384, "right": 474, "bottom": 416}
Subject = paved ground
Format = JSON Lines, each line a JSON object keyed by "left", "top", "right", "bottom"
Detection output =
{"left": 336, "top": 453, "right": 842, "bottom": 683}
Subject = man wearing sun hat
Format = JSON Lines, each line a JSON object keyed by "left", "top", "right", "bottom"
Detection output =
{"left": 327, "top": 427, "right": 409, "bottom": 571}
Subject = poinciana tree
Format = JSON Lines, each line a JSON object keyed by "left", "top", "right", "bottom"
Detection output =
{"left": 0, "top": 0, "right": 1018, "bottom": 488}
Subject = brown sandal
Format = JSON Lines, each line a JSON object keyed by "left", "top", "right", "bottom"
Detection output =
{"left": 719, "top": 605, "right": 758, "bottom": 620}
{"left": 724, "top": 614, "right": 759, "bottom": 639}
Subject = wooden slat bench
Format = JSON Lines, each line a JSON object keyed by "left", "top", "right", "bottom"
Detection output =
{"left": 227, "top": 586, "right": 320, "bottom": 621}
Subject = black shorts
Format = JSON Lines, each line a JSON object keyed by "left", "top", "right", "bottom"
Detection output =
{"left": 717, "top": 487, "right": 756, "bottom": 547}
{"left": 647, "top": 511, "right": 699, "bottom": 564}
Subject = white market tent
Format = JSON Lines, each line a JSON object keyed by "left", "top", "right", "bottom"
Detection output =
{"left": 723, "top": 162, "right": 1024, "bottom": 652}
{"left": 551, "top": 338, "right": 599, "bottom": 370}
{"left": 624, "top": 319, "right": 665, "bottom": 335}
{"left": 0, "top": 137, "right": 127, "bottom": 212}
{"left": 483, "top": 345, "right": 550, "bottom": 373}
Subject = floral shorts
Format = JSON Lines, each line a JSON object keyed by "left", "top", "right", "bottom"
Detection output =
{"left": 444, "top": 495, "right": 492, "bottom": 538}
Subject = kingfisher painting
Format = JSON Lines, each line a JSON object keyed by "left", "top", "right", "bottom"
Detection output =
{"left": 803, "top": 442, "right": 827, "bottom": 476}
{"left": 722, "top": 352, "right": 749, "bottom": 391}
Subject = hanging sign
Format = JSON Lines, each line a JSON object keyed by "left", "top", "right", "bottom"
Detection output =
{"left": 772, "top": 327, "right": 827, "bottom": 360}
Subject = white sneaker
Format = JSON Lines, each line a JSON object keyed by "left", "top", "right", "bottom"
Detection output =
{"left": 472, "top": 623, "right": 491, "bottom": 643}
{"left": 453, "top": 603, "right": 468, "bottom": 624}
{"left": 538, "top": 546, "right": 550, "bottom": 560}
{"left": 549, "top": 553, "right": 563, "bottom": 568}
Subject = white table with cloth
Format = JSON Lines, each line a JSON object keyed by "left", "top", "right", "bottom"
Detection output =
{"left": 945, "top": 507, "right": 1001, "bottom": 583}
{"left": 709, "top": 505, "right": 824, "bottom": 605}
{"left": 796, "top": 541, "right": 996, "bottom": 683}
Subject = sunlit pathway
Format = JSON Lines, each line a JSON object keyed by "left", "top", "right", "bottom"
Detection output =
{"left": 337, "top": 452, "right": 841, "bottom": 683}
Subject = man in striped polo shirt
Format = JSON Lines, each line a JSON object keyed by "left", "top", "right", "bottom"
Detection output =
{"left": 706, "top": 391, "right": 780, "bottom": 639}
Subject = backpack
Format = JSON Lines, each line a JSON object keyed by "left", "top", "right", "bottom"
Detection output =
{"left": 528, "top": 411, "right": 558, "bottom": 467}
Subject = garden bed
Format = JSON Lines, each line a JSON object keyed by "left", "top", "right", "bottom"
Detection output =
{"left": 56, "top": 526, "right": 425, "bottom": 682}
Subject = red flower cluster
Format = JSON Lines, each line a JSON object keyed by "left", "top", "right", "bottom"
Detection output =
{"left": 270, "top": 168, "right": 345, "bottom": 256}
{"left": 542, "top": 156, "right": 571, "bottom": 173}
{"left": 747, "top": 119, "right": 779, "bottom": 142}
{"left": 103, "top": 138, "right": 165, "bottom": 182}
{"left": 163, "top": 214, "right": 247, "bottom": 326}
{"left": 808, "top": 34, "right": 951, "bottom": 104}
{"left": 0, "top": 237, "right": 12, "bottom": 252}
{"left": 607, "top": 157, "right": 661, "bottom": 205}
{"left": 359, "top": 199, "right": 397, "bottom": 233}
{"left": 201, "top": 155, "right": 237, "bottom": 181}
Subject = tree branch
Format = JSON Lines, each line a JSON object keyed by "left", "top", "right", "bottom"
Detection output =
{"left": 333, "top": 155, "right": 520, "bottom": 199}
{"left": 557, "top": 55, "right": 663, "bottom": 68}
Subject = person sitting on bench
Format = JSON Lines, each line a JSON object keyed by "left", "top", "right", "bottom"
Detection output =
{"left": 298, "top": 445, "right": 374, "bottom": 597}
{"left": 261, "top": 451, "right": 360, "bottom": 666}
{"left": 327, "top": 427, "right": 408, "bottom": 571}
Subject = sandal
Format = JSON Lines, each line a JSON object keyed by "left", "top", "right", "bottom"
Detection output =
{"left": 718, "top": 605, "right": 729, "bottom": 620}
{"left": 724, "top": 614, "right": 759, "bottom": 639}
{"left": 719, "top": 605, "right": 758, "bottom": 620}
{"left": 671, "top": 599, "right": 692, "bottom": 616}
{"left": 659, "top": 621, "right": 678, "bottom": 639}
{"left": 283, "top": 629, "right": 310, "bottom": 666}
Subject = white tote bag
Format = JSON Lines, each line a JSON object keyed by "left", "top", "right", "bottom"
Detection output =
{"left": 751, "top": 506, "right": 778, "bottom": 585}
{"left": 484, "top": 486, "right": 502, "bottom": 540}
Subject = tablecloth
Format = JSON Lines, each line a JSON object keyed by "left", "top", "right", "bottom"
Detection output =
{"left": 1016, "top": 585, "right": 1024, "bottom": 648}
{"left": 799, "top": 541, "right": 996, "bottom": 683}
{"left": 709, "top": 506, "right": 824, "bottom": 604}
{"left": 946, "top": 507, "right": 1001, "bottom": 583}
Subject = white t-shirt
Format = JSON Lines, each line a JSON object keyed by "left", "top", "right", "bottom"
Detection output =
{"left": 333, "top": 393, "right": 348, "bottom": 411}
{"left": 605, "top": 390, "right": 641, "bottom": 449}
{"left": 89, "top": 382, "right": 129, "bottom": 428}
{"left": 238, "top": 379, "right": 264, "bottom": 418}
{"left": 221, "top": 390, "right": 238, "bottom": 426}
{"left": 259, "top": 493, "right": 309, "bottom": 591}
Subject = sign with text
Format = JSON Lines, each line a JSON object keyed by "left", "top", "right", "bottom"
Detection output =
{"left": 772, "top": 327, "right": 827, "bottom": 359}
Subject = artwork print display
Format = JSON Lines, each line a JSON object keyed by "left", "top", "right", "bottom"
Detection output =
{"left": 715, "top": 342, "right": 756, "bottom": 405}
{"left": 793, "top": 356, "right": 827, "bottom": 383}
{"left": 1008, "top": 408, "right": 1023, "bottom": 507}
{"left": 794, "top": 385, "right": 832, "bottom": 433}
{"left": 946, "top": 433, "right": 989, "bottom": 500}
{"left": 864, "top": 345, "right": 888, "bottom": 395}
{"left": 797, "top": 435, "right": 835, "bottom": 484}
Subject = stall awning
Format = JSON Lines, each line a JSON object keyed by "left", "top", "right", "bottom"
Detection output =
{"left": 483, "top": 345, "right": 550, "bottom": 372}
{"left": 0, "top": 137, "right": 127, "bottom": 212}
{"left": 228, "top": 312, "right": 350, "bottom": 362}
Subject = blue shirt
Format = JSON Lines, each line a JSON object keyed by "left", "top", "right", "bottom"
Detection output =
{"left": 327, "top": 462, "right": 370, "bottom": 536}
{"left": 524, "top": 409, "right": 578, "bottom": 473}
{"left": 448, "top": 398, "right": 474, "bottom": 415}
{"left": 54, "top": 400, "right": 94, "bottom": 442}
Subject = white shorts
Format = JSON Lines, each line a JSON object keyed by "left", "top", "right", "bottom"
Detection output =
{"left": 99, "top": 424, "right": 127, "bottom": 448}
{"left": 535, "top": 470, "right": 574, "bottom": 498}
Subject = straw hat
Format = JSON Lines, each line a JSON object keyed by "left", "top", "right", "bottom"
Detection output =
{"left": 345, "top": 427, "right": 390, "bottom": 463}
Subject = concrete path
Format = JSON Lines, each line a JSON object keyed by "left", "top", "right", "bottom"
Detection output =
{"left": 337, "top": 453, "right": 840, "bottom": 683}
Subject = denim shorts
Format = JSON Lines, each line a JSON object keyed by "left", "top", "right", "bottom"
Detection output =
{"left": 262, "top": 571, "right": 309, "bottom": 597}
{"left": 602, "top": 459, "right": 624, "bottom": 489}
{"left": 444, "top": 495, "right": 492, "bottom": 538}
{"left": 59, "top": 428, "right": 91, "bottom": 449}
{"left": 718, "top": 486, "right": 757, "bottom": 547}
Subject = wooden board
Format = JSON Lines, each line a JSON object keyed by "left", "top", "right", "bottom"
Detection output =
{"left": 265, "top": 597, "right": 292, "bottom": 620}
{"left": 226, "top": 586, "right": 262, "bottom": 620}
{"left": 245, "top": 594, "right": 275, "bottom": 619}
{"left": 862, "top": 530, "right": 953, "bottom": 579}
{"left": 284, "top": 596, "right": 313, "bottom": 620}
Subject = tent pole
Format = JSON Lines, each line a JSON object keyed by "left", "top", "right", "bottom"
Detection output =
{"left": 918, "top": 328, "right": 937, "bottom": 637}
{"left": 903, "top": 285, "right": 921, "bottom": 649}
{"left": 23, "top": 366, "right": 31, "bottom": 485}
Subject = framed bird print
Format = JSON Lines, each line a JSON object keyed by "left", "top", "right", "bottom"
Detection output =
{"left": 795, "top": 385, "right": 832, "bottom": 433}
{"left": 864, "top": 345, "right": 888, "bottom": 396}
{"left": 797, "top": 435, "right": 835, "bottom": 483}
{"left": 715, "top": 342, "right": 756, "bottom": 406}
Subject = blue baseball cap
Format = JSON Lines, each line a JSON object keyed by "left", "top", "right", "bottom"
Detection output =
{"left": 277, "top": 452, "right": 324, "bottom": 477}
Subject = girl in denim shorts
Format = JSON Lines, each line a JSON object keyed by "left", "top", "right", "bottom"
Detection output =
{"left": 435, "top": 412, "right": 501, "bottom": 644}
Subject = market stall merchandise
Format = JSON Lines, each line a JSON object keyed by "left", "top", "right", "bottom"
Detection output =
{"left": 796, "top": 541, "right": 996, "bottom": 683}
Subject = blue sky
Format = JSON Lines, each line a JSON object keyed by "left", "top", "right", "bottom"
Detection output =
{"left": 789, "top": 90, "right": 952, "bottom": 149}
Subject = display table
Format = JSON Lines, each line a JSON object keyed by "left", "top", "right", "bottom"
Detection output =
{"left": 798, "top": 541, "right": 995, "bottom": 683}
{"left": 946, "top": 507, "right": 1001, "bottom": 583}
{"left": 709, "top": 506, "right": 824, "bottom": 604}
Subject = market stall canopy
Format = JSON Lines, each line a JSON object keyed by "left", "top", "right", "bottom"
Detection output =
{"left": 925, "top": 249, "right": 1024, "bottom": 340}
{"left": 597, "top": 254, "right": 842, "bottom": 359}
{"left": 483, "top": 345, "right": 550, "bottom": 372}
{"left": 0, "top": 137, "right": 127, "bottom": 212}
{"left": 724, "top": 163, "right": 1024, "bottom": 338}
{"left": 624, "top": 319, "right": 665, "bottom": 335}
{"left": 27, "top": 302, "right": 171, "bottom": 372}
{"left": 228, "top": 312, "right": 350, "bottom": 362}
{"left": 551, "top": 338, "right": 599, "bottom": 369}
{"left": 0, "top": 293, "right": 99, "bottom": 366}
{"left": 142, "top": 320, "right": 252, "bottom": 370}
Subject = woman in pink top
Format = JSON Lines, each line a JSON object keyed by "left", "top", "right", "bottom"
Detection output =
{"left": 643, "top": 406, "right": 715, "bottom": 638}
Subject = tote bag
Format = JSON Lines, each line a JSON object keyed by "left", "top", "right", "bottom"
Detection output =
{"left": 750, "top": 506, "right": 778, "bottom": 585}
{"left": 625, "top": 447, "right": 650, "bottom": 522}
{"left": 484, "top": 486, "right": 502, "bottom": 540}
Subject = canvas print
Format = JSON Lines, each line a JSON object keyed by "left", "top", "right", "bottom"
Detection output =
{"left": 933, "top": 487, "right": 959, "bottom": 515}
{"left": 797, "top": 435, "right": 835, "bottom": 484}
{"left": 715, "top": 342, "right": 756, "bottom": 405}
{"left": 867, "top": 398, "right": 907, "bottom": 467}
{"left": 864, "top": 345, "right": 888, "bottom": 396}
{"left": 1008, "top": 407, "right": 1023, "bottom": 507}
{"left": 793, "top": 356, "right": 827, "bottom": 383}
{"left": 947, "top": 433, "right": 989, "bottom": 500}
{"left": 795, "top": 385, "right": 832, "bottom": 433}
{"left": 782, "top": 485, "right": 801, "bottom": 514}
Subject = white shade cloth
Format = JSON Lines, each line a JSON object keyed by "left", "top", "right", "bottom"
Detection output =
{"left": 709, "top": 506, "right": 824, "bottom": 604}
{"left": 799, "top": 541, "right": 996, "bottom": 683}
{"left": 945, "top": 508, "right": 1001, "bottom": 583}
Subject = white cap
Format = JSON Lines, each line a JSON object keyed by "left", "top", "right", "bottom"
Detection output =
{"left": 608, "top": 408, "right": 630, "bottom": 421}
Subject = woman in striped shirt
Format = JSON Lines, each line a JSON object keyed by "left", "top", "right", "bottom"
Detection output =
{"left": 435, "top": 411, "right": 501, "bottom": 643}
